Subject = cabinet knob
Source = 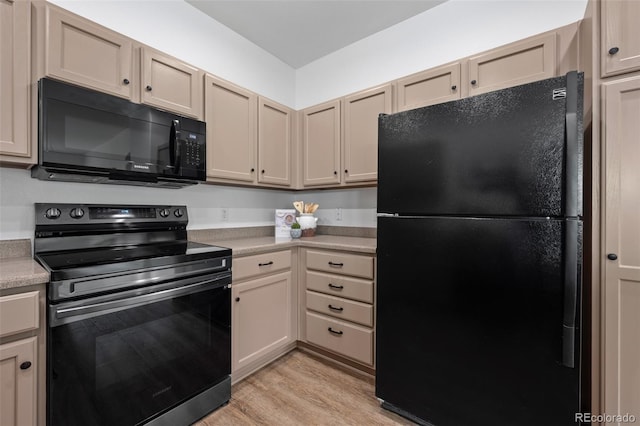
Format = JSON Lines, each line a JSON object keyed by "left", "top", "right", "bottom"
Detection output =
{"left": 608, "top": 47, "right": 619, "bottom": 55}
{"left": 20, "top": 361, "right": 32, "bottom": 370}
{"left": 334, "top": 171, "right": 337, "bottom": 175}
{"left": 251, "top": 168, "right": 255, "bottom": 172}
{"left": 123, "top": 78, "right": 130, "bottom": 85}
{"left": 451, "top": 85, "right": 457, "bottom": 90}
{"left": 146, "top": 85, "right": 153, "bottom": 91}
{"left": 261, "top": 169, "right": 265, "bottom": 174}
{"left": 344, "top": 169, "right": 348, "bottom": 174}
{"left": 235, "top": 297, "right": 240, "bottom": 302}
{"left": 607, "top": 253, "right": 618, "bottom": 261}
{"left": 471, "top": 80, "right": 477, "bottom": 85}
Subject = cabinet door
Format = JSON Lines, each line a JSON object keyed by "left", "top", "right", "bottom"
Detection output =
{"left": 468, "top": 33, "right": 556, "bottom": 96}
{"left": 258, "top": 97, "right": 292, "bottom": 186}
{"left": 0, "top": 0, "right": 31, "bottom": 163}
{"left": 602, "top": 76, "right": 640, "bottom": 421}
{"left": 601, "top": 0, "right": 640, "bottom": 77}
{"left": 0, "top": 337, "right": 37, "bottom": 426}
{"left": 395, "top": 63, "right": 461, "bottom": 112}
{"left": 232, "top": 272, "right": 293, "bottom": 373}
{"left": 45, "top": 5, "right": 133, "bottom": 99}
{"left": 343, "top": 84, "right": 392, "bottom": 183}
{"left": 141, "top": 48, "right": 203, "bottom": 119}
{"left": 303, "top": 100, "right": 341, "bottom": 186}
{"left": 205, "top": 74, "right": 257, "bottom": 183}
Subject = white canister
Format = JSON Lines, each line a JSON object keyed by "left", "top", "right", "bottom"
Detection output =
{"left": 297, "top": 213, "right": 317, "bottom": 229}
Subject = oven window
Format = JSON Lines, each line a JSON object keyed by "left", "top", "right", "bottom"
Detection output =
{"left": 48, "top": 285, "right": 230, "bottom": 426}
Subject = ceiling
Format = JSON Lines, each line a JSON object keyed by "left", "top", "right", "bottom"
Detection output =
{"left": 185, "top": 0, "right": 447, "bottom": 69}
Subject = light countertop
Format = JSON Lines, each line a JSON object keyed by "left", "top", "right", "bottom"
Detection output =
{"left": 0, "top": 256, "right": 50, "bottom": 290}
{"left": 0, "top": 234, "right": 376, "bottom": 291}
{"left": 200, "top": 235, "right": 376, "bottom": 256}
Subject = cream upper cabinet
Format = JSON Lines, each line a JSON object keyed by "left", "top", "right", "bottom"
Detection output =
{"left": 343, "top": 84, "right": 392, "bottom": 183}
{"left": 601, "top": 0, "right": 640, "bottom": 77}
{"left": 395, "top": 63, "right": 461, "bottom": 112}
{"left": 205, "top": 74, "right": 257, "bottom": 183}
{"left": 258, "top": 97, "right": 293, "bottom": 186}
{"left": 42, "top": 4, "right": 134, "bottom": 99}
{"left": 302, "top": 100, "right": 341, "bottom": 186}
{"left": 468, "top": 33, "right": 556, "bottom": 96}
{"left": 602, "top": 75, "right": 640, "bottom": 422}
{"left": 0, "top": 0, "right": 32, "bottom": 165}
{"left": 140, "top": 48, "right": 203, "bottom": 119}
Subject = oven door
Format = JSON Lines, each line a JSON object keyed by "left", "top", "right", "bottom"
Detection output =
{"left": 47, "top": 272, "right": 231, "bottom": 426}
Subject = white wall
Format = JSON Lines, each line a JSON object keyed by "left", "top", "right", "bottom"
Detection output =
{"left": 296, "top": 0, "right": 588, "bottom": 108}
{"left": 0, "top": 168, "right": 293, "bottom": 240}
{"left": 49, "top": 0, "right": 296, "bottom": 108}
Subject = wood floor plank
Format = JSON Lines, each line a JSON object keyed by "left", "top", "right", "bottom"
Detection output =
{"left": 194, "top": 350, "right": 412, "bottom": 425}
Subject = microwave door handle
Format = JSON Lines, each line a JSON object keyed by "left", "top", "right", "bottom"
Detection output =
{"left": 170, "top": 119, "right": 180, "bottom": 171}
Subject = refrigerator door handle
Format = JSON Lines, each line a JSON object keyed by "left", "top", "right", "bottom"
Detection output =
{"left": 564, "top": 71, "right": 580, "bottom": 218}
{"left": 562, "top": 220, "right": 579, "bottom": 368}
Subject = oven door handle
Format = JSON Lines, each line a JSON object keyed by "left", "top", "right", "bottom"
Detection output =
{"left": 50, "top": 276, "right": 228, "bottom": 327}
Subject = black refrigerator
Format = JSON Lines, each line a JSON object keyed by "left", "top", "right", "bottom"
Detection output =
{"left": 375, "top": 72, "right": 584, "bottom": 426}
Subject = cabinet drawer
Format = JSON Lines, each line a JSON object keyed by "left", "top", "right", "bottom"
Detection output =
{"left": 306, "top": 312, "right": 373, "bottom": 365}
{"left": 306, "top": 271, "right": 373, "bottom": 303}
{"left": 306, "top": 290, "right": 373, "bottom": 327}
{"left": 0, "top": 291, "right": 39, "bottom": 338}
{"left": 233, "top": 250, "right": 291, "bottom": 281}
{"left": 306, "top": 250, "right": 374, "bottom": 279}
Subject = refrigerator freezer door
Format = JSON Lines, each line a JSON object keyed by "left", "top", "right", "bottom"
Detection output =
{"left": 375, "top": 216, "right": 581, "bottom": 426}
{"left": 377, "top": 73, "right": 583, "bottom": 218}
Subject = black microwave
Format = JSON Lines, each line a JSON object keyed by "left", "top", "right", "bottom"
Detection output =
{"left": 32, "top": 78, "right": 206, "bottom": 188}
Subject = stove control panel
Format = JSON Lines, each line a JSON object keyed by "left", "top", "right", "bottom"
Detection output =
{"left": 35, "top": 204, "right": 189, "bottom": 226}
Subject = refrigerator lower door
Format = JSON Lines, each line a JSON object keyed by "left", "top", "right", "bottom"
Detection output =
{"left": 375, "top": 216, "right": 581, "bottom": 426}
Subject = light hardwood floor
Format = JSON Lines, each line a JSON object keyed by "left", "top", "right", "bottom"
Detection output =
{"left": 195, "top": 350, "right": 412, "bottom": 425}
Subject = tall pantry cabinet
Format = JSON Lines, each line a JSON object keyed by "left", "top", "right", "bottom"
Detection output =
{"left": 587, "top": 0, "right": 640, "bottom": 421}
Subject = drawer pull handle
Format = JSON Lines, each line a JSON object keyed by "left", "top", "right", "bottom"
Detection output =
{"left": 258, "top": 261, "right": 274, "bottom": 267}
{"left": 328, "top": 304, "right": 343, "bottom": 312}
{"left": 20, "top": 361, "right": 32, "bottom": 370}
{"left": 328, "top": 261, "right": 344, "bottom": 267}
{"left": 328, "top": 327, "right": 343, "bottom": 336}
{"left": 328, "top": 283, "right": 344, "bottom": 290}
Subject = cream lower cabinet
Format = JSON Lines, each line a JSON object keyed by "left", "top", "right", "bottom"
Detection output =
{"left": 0, "top": 290, "right": 42, "bottom": 426}
{"left": 602, "top": 75, "right": 640, "bottom": 422}
{"left": 301, "top": 249, "right": 375, "bottom": 367}
{"left": 0, "top": 0, "right": 32, "bottom": 165}
{"left": 231, "top": 250, "right": 296, "bottom": 381}
{"left": 0, "top": 337, "right": 37, "bottom": 426}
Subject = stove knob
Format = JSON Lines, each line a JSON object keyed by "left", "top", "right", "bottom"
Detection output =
{"left": 174, "top": 208, "right": 184, "bottom": 218}
{"left": 159, "top": 208, "right": 170, "bottom": 218}
{"left": 45, "top": 208, "right": 61, "bottom": 219}
{"left": 70, "top": 208, "right": 85, "bottom": 219}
